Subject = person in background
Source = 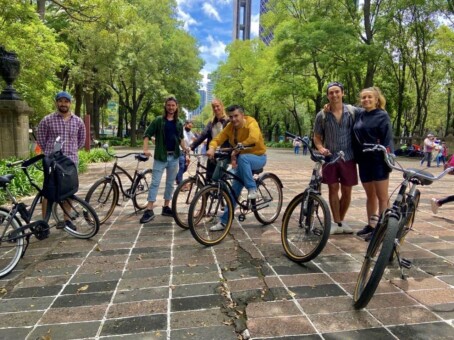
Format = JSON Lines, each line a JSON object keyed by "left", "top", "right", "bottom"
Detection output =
{"left": 420, "top": 133, "right": 435, "bottom": 167}
{"left": 431, "top": 195, "right": 454, "bottom": 214}
{"left": 176, "top": 120, "right": 195, "bottom": 186}
{"left": 313, "top": 81, "right": 357, "bottom": 235}
{"left": 140, "top": 97, "right": 189, "bottom": 223}
{"left": 302, "top": 135, "right": 310, "bottom": 155}
{"left": 37, "top": 91, "right": 86, "bottom": 231}
{"left": 353, "top": 87, "right": 394, "bottom": 241}
{"left": 436, "top": 141, "right": 447, "bottom": 167}
{"left": 293, "top": 138, "right": 301, "bottom": 154}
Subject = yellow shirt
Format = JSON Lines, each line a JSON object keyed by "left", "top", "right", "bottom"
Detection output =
{"left": 209, "top": 116, "right": 266, "bottom": 156}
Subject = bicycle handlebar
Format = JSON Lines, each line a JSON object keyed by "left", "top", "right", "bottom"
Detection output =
{"left": 102, "top": 144, "right": 148, "bottom": 161}
{"left": 363, "top": 143, "right": 454, "bottom": 181}
{"left": 7, "top": 154, "right": 45, "bottom": 169}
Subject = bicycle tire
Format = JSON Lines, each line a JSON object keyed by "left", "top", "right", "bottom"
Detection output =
{"left": 52, "top": 195, "right": 100, "bottom": 239}
{"left": 132, "top": 169, "right": 152, "bottom": 210}
{"left": 0, "top": 207, "right": 25, "bottom": 278}
{"left": 281, "top": 192, "right": 331, "bottom": 262}
{"left": 353, "top": 215, "right": 399, "bottom": 309}
{"left": 253, "top": 173, "right": 283, "bottom": 225}
{"left": 172, "top": 177, "right": 203, "bottom": 229}
{"left": 188, "top": 185, "right": 234, "bottom": 246}
{"left": 85, "top": 177, "right": 119, "bottom": 224}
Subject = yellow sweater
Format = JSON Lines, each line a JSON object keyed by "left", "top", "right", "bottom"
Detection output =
{"left": 209, "top": 116, "right": 266, "bottom": 155}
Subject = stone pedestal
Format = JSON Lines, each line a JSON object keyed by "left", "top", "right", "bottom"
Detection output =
{"left": 0, "top": 100, "right": 33, "bottom": 159}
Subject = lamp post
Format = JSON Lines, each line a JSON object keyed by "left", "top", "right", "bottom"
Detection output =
{"left": 0, "top": 46, "right": 21, "bottom": 100}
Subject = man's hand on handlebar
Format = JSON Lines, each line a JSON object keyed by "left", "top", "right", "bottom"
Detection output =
{"left": 206, "top": 147, "right": 215, "bottom": 159}
{"left": 143, "top": 150, "right": 152, "bottom": 157}
{"left": 318, "top": 146, "right": 332, "bottom": 157}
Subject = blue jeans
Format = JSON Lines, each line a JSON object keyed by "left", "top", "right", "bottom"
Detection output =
{"left": 176, "top": 154, "right": 187, "bottom": 184}
{"left": 220, "top": 154, "right": 267, "bottom": 224}
{"left": 147, "top": 155, "right": 179, "bottom": 203}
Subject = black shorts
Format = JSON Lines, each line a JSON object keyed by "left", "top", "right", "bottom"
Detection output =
{"left": 358, "top": 155, "right": 391, "bottom": 183}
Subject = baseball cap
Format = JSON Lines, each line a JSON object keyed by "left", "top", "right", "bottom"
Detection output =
{"left": 55, "top": 91, "right": 72, "bottom": 101}
{"left": 326, "top": 81, "right": 344, "bottom": 93}
{"left": 427, "top": 133, "right": 434, "bottom": 137}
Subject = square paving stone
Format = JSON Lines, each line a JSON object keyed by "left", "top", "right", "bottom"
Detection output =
{"left": 246, "top": 300, "right": 302, "bottom": 318}
{"left": 62, "top": 280, "right": 117, "bottom": 295}
{"left": 6, "top": 285, "right": 62, "bottom": 299}
{"left": 255, "top": 336, "right": 321, "bottom": 340}
{"left": 107, "top": 300, "right": 167, "bottom": 318}
{"left": 172, "top": 271, "right": 220, "bottom": 285}
{"left": 272, "top": 264, "right": 322, "bottom": 275}
{"left": 370, "top": 305, "right": 439, "bottom": 325}
{"left": 51, "top": 292, "right": 113, "bottom": 308}
{"left": 118, "top": 276, "right": 170, "bottom": 289}
{"left": 101, "top": 314, "right": 166, "bottom": 336}
{"left": 123, "top": 267, "right": 170, "bottom": 279}
{"left": 173, "top": 264, "right": 219, "bottom": 275}
{"left": 89, "top": 248, "right": 131, "bottom": 257}
{"left": 297, "top": 296, "right": 354, "bottom": 314}
{"left": 171, "top": 294, "right": 224, "bottom": 312}
{"left": 40, "top": 305, "right": 107, "bottom": 324}
{"left": 0, "top": 327, "right": 31, "bottom": 339}
{"left": 170, "top": 308, "right": 228, "bottom": 329}
{"left": 28, "top": 321, "right": 100, "bottom": 340}
{"left": 114, "top": 287, "right": 168, "bottom": 303}
{"left": 247, "top": 315, "right": 315, "bottom": 338}
{"left": 323, "top": 327, "right": 392, "bottom": 340}
{"left": 288, "top": 284, "right": 346, "bottom": 299}
{"left": 172, "top": 282, "right": 221, "bottom": 298}
{"left": 309, "top": 310, "right": 381, "bottom": 333}
{"left": 171, "top": 325, "right": 237, "bottom": 340}
{"left": 388, "top": 321, "right": 454, "bottom": 339}
{"left": 70, "top": 271, "right": 123, "bottom": 284}
{"left": 430, "top": 303, "right": 454, "bottom": 320}
{"left": 0, "top": 311, "right": 42, "bottom": 327}
{"left": 0, "top": 296, "right": 54, "bottom": 313}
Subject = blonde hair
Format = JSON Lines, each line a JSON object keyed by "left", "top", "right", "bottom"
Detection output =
{"left": 360, "top": 87, "right": 386, "bottom": 110}
{"left": 211, "top": 98, "right": 226, "bottom": 121}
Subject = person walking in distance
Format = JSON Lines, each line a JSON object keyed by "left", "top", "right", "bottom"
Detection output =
{"left": 354, "top": 87, "right": 394, "bottom": 241}
{"left": 420, "top": 133, "right": 435, "bottom": 167}
{"left": 431, "top": 195, "right": 454, "bottom": 214}
{"left": 293, "top": 138, "right": 301, "bottom": 155}
{"left": 313, "top": 82, "right": 357, "bottom": 235}
{"left": 176, "top": 120, "right": 195, "bottom": 186}
{"left": 37, "top": 91, "right": 86, "bottom": 231}
{"left": 140, "top": 97, "right": 189, "bottom": 223}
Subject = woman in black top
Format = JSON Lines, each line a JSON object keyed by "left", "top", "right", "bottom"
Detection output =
{"left": 353, "top": 87, "right": 394, "bottom": 240}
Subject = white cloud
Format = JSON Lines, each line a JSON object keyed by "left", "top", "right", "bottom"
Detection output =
{"left": 176, "top": 7, "right": 198, "bottom": 30}
{"left": 251, "top": 13, "right": 260, "bottom": 38}
{"left": 199, "top": 35, "right": 226, "bottom": 59}
{"left": 202, "top": 3, "right": 222, "bottom": 22}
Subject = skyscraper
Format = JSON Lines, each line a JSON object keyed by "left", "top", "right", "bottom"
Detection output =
{"left": 206, "top": 74, "right": 214, "bottom": 104}
{"left": 259, "top": 0, "right": 273, "bottom": 45}
{"left": 233, "top": 0, "right": 251, "bottom": 40}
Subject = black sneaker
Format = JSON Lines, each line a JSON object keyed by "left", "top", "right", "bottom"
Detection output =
{"left": 65, "top": 220, "right": 77, "bottom": 231}
{"left": 365, "top": 227, "right": 377, "bottom": 242}
{"left": 356, "top": 225, "right": 374, "bottom": 236}
{"left": 140, "top": 209, "right": 155, "bottom": 223}
{"left": 162, "top": 206, "right": 173, "bottom": 217}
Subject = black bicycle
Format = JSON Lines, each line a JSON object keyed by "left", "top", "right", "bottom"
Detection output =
{"left": 187, "top": 145, "right": 283, "bottom": 246}
{"left": 281, "top": 132, "right": 344, "bottom": 262}
{"left": 353, "top": 143, "right": 454, "bottom": 309}
{"left": 0, "top": 155, "right": 100, "bottom": 278}
{"left": 85, "top": 145, "right": 152, "bottom": 224}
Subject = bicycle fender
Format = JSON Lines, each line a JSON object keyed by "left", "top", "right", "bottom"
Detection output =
{"left": 258, "top": 172, "right": 284, "bottom": 188}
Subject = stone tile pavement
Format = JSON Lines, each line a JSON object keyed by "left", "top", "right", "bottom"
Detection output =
{"left": 1, "top": 147, "right": 453, "bottom": 339}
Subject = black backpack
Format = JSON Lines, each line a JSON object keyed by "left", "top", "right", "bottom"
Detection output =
{"left": 42, "top": 151, "right": 79, "bottom": 202}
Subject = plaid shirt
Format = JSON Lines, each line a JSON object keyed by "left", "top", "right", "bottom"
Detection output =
{"left": 37, "top": 112, "right": 86, "bottom": 164}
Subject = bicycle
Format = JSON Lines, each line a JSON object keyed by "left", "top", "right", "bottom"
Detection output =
{"left": 0, "top": 154, "right": 100, "bottom": 278}
{"left": 187, "top": 145, "right": 283, "bottom": 246}
{"left": 281, "top": 132, "right": 345, "bottom": 262}
{"left": 353, "top": 143, "right": 454, "bottom": 309}
{"left": 85, "top": 145, "right": 152, "bottom": 224}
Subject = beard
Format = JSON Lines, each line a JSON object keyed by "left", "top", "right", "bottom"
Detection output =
{"left": 184, "top": 127, "right": 191, "bottom": 132}
{"left": 58, "top": 105, "right": 69, "bottom": 113}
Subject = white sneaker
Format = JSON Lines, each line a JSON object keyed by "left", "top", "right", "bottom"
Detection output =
{"left": 340, "top": 221, "right": 354, "bottom": 234}
{"left": 330, "top": 222, "right": 343, "bottom": 235}
{"left": 431, "top": 198, "right": 440, "bottom": 214}
{"left": 210, "top": 222, "right": 225, "bottom": 231}
{"left": 247, "top": 188, "right": 257, "bottom": 200}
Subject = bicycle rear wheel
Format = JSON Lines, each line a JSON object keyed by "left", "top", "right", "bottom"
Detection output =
{"left": 353, "top": 215, "right": 399, "bottom": 309}
{"left": 132, "top": 169, "right": 152, "bottom": 210}
{"left": 52, "top": 195, "right": 100, "bottom": 239}
{"left": 85, "top": 177, "right": 119, "bottom": 224}
{"left": 253, "top": 173, "right": 283, "bottom": 225}
{"left": 172, "top": 177, "right": 203, "bottom": 229}
{"left": 188, "top": 185, "right": 234, "bottom": 246}
{"left": 0, "top": 208, "right": 24, "bottom": 278}
{"left": 281, "top": 192, "right": 331, "bottom": 262}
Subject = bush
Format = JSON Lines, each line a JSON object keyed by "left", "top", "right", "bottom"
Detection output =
{"left": 265, "top": 141, "right": 293, "bottom": 148}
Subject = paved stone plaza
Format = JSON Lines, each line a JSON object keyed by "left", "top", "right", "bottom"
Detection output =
{"left": 1, "top": 147, "right": 453, "bottom": 339}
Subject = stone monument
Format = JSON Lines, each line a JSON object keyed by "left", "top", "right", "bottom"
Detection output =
{"left": 0, "top": 46, "right": 33, "bottom": 159}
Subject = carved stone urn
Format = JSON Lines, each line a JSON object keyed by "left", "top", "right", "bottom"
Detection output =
{"left": 0, "top": 46, "right": 21, "bottom": 100}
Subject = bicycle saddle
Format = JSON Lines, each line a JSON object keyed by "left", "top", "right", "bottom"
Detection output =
{"left": 252, "top": 168, "right": 263, "bottom": 175}
{"left": 136, "top": 154, "right": 149, "bottom": 162}
{"left": 0, "top": 174, "right": 14, "bottom": 188}
{"left": 405, "top": 168, "right": 434, "bottom": 185}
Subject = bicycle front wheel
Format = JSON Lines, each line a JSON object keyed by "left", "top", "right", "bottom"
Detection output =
{"left": 188, "top": 185, "right": 234, "bottom": 246}
{"left": 52, "top": 195, "right": 100, "bottom": 239}
{"left": 281, "top": 192, "right": 331, "bottom": 262}
{"left": 172, "top": 177, "right": 203, "bottom": 229}
{"left": 253, "top": 173, "right": 283, "bottom": 225}
{"left": 353, "top": 215, "right": 399, "bottom": 309}
{"left": 85, "top": 177, "right": 119, "bottom": 224}
{"left": 0, "top": 207, "right": 24, "bottom": 278}
{"left": 132, "top": 169, "right": 152, "bottom": 210}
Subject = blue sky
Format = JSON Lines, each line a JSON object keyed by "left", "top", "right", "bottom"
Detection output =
{"left": 176, "top": 0, "right": 260, "bottom": 85}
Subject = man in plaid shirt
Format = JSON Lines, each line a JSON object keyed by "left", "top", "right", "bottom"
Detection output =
{"left": 37, "top": 91, "right": 86, "bottom": 165}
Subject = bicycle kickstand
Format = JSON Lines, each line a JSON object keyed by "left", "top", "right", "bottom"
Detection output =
{"left": 394, "top": 244, "right": 412, "bottom": 280}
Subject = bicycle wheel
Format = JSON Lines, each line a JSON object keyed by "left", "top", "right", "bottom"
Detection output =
{"left": 0, "top": 208, "right": 25, "bottom": 278}
{"left": 132, "top": 169, "right": 152, "bottom": 210}
{"left": 52, "top": 195, "right": 100, "bottom": 239}
{"left": 353, "top": 215, "right": 399, "bottom": 309}
{"left": 85, "top": 177, "right": 119, "bottom": 224}
{"left": 172, "top": 177, "right": 203, "bottom": 229}
{"left": 188, "top": 185, "right": 234, "bottom": 246}
{"left": 281, "top": 192, "right": 331, "bottom": 262}
{"left": 253, "top": 173, "right": 283, "bottom": 225}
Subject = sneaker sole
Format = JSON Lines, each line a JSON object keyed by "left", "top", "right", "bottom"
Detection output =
{"left": 140, "top": 216, "right": 155, "bottom": 223}
{"left": 161, "top": 213, "right": 173, "bottom": 217}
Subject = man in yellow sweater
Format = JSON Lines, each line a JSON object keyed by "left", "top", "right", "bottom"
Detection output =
{"left": 206, "top": 105, "right": 267, "bottom": 231}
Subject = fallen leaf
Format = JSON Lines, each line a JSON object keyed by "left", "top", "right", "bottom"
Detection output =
{"left": 0, "top": 288, "right": 7, "bottom": 294}
{"left": 77, "top": 285, "right": 89, "bottom": 293}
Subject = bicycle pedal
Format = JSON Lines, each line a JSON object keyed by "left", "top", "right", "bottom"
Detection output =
{"left": 238, "top": 214, "right": 246, "bottom": 222}
{"left": 400, "top": 258, "right": 412, "bottom": 269}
